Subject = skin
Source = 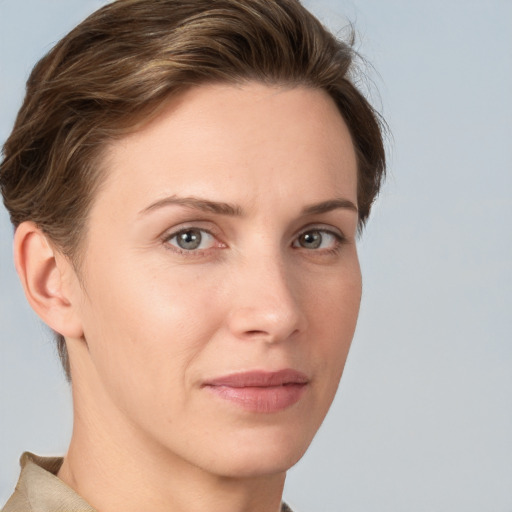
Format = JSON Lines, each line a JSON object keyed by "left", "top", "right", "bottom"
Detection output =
{"left": 15, "top": 82, "right": 361, "bottom": 512}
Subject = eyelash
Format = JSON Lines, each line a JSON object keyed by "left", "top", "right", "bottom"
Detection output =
{"left": 162, "top": 225, "right": 346, "bottom": 258}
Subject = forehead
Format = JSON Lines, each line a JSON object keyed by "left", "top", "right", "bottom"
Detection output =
{"left": 96, "top": 82, "right": 357, "bottom": 216}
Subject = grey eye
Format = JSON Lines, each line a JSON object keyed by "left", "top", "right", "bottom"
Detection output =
{"left": 175, "top": 229, "right": 204, "bottom": 250}
{"left": 297, "top": 230, "right": 323, "bottom": 249}
{"left": 166, "top": 228, "right": 218, "bottom": 253}
{"left": 293, "top": 229, "right": 341, "bottom": 251}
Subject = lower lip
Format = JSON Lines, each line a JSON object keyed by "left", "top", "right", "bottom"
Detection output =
{"left": 205, "top": 383, "right": 307, "bottom": 413}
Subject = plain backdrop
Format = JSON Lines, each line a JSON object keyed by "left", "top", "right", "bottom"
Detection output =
{"left": 1, "top": 1, "right": 511, "bottom": 511}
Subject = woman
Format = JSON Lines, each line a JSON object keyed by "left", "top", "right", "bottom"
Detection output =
{"left": 0, "top": 1, "right": 385, "bottom": 511}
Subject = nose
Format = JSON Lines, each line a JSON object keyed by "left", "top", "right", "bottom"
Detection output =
{"left": 226, "top": 255, "right": 305, "bottom": 343}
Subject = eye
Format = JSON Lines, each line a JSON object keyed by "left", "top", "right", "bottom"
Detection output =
{"left": 166, "top": 228, "right": 216, "bottom": 251}
{"left": 293, "top": 229, "right": 341, "bottom": 250}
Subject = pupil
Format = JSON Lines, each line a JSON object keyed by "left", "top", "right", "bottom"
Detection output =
{"left": 178, "top": 230, "right": 202, "bottom": 250}
{"left": 301, "top": 231, "right": 321, "bottom": 249}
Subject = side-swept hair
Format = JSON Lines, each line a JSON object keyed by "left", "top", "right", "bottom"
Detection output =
{"left": 0, "top": 0, "right": 386, "bottom": 379}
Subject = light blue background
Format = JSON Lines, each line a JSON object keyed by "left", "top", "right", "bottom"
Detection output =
{"left": 1, "top": 1, "right": 511, "bottom": 511}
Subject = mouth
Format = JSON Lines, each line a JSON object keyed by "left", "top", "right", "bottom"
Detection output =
{"left": 202, "top": 369, "right": 309, "bottom": 413}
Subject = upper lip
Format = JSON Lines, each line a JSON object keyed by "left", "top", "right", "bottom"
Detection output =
{"left": 203, "top": 369, "right": 309, "bottom": 388}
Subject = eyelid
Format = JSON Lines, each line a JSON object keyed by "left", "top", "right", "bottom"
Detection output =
{"left": 161, "top": 220, "right": 222, "bottom": 239}
{"left": 295, "top": 224, "right": 346, "bottom": 241}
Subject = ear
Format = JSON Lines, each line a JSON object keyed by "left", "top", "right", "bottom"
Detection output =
{"left": 14, "top": 221, "right": 84, "bottom": 339}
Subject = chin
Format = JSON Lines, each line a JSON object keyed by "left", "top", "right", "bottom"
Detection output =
{"left": 194, "top": 423, "right": 316, "bottom": 479}
{"left": 207, "top": 449, "right": 306, "bottom": 479}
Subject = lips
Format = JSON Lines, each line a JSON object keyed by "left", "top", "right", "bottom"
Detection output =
{"left": 202, "top": 369, "right": 309, "bottom": 413}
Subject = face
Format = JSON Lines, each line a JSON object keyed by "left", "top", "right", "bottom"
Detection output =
{"left": 70, "top": 82, "right": 361, "bottom": 478}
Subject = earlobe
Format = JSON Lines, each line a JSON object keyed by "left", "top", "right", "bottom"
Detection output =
{"left": 14, "top": 222, "right": 84, "bottom": 339}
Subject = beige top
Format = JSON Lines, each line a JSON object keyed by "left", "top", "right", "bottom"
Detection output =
{"left": 2, "top": 452, "right": 293, "bottom": 512}
{"left": 2, "top": 453, "right": 94, "bottom": 512}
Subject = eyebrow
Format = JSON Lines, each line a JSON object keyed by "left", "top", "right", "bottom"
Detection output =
{"left": 140, "top": 196, "right": 243, "bottom": 216}
{"left": 301, "top": 198, "right": 358, "bottom": 215}
{"left": 139, "top": 195, "right": 358, "bottom": 217}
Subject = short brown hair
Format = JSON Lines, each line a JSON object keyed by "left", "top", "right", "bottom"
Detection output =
{"left": 0, "top": 0, "right": 386, "bottom": 380}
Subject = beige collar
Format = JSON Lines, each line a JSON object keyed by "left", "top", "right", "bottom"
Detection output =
{"left": 3, "top": 452, "right": 95, "bottom": 512}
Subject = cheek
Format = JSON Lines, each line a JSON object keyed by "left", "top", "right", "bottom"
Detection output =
{"left": 309, "top": 256, "right": 362, "bottom": 326}
{"left": 79, "top": 260, "right": 224, "bottom": 389}
{"left": 308, "top": 262, "right": 362, "bottom": 379}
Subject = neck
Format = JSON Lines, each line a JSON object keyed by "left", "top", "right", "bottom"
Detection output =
{"left": 58, "top": 352, "right": 287, "bottom": 512}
